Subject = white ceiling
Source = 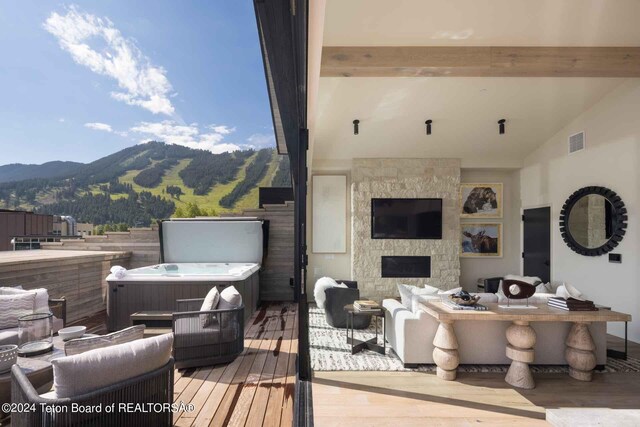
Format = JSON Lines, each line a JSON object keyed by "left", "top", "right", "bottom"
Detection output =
{"left": 309, "top": 1, "right": 639, "bottom": 168}
{"left": 314, "top": 77, "right": 625, "bottom": 167}
{"left": 323, "top": 0, "right": 640, "bottom": 47}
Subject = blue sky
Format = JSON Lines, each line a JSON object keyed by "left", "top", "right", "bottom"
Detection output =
{"left": 0, "top": 1, "right": 275, "bottom": 165}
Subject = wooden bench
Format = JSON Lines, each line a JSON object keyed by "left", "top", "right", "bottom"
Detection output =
{"left": 130, "top": 311, "right": 172, "bottom": 337}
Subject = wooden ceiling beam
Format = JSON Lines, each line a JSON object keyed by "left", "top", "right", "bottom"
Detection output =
{"left": 321, "top": 46, "right": 640, "bottom": 77}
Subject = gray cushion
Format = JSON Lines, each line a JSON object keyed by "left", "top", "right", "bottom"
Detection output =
{"left": 218, "top": 286, "right": 242, "bottom": 310}
{"left": 64, "top": 325, "right": 145, "bottom": 356}
{"left": 174, "top": 316, "right": 238, "bottom": 348}
{"left": 200, "top": 287, "right": 220, "bottom": 327}
{"left": 0, "top": 293, "right": 35, "bottom": 329}
{"left": 52, "top": 333, "right": 173, "bottom": 399}
{"left": 0, "top": 328, "right": 18, "bottom": 346}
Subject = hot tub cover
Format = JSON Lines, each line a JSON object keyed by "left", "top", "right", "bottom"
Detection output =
{"left": 160, "top": 219, "right": 264, "bottom": 264}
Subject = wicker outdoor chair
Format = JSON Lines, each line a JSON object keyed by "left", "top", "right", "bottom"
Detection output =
{"left": 10, "top": 359, "right": 174, "bottom": 427}
{"left": 172, "top": 298, "right": 244, "bottom": 369}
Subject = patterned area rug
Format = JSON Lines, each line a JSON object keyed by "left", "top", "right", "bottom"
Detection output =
{"left": 309, "top": 306, "right": 640, "bottom": 373}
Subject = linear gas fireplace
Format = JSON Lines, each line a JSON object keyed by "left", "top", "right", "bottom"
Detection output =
{"left": 381, "top": 256, "right": 431, "bottom": 278}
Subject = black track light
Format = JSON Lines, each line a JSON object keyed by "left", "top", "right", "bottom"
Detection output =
{"left": 498, "top": 119, "right": 506, "bottom": 135}
{"left": 353, "top": 119, "right": 360, "bottom": 135}
{"left": 425, "top": 119, "right": 432, "bottom": 135}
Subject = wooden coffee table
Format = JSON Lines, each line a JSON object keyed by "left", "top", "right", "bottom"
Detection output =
{"left": 420, "top": 301, "right": 631, "bottom": 389}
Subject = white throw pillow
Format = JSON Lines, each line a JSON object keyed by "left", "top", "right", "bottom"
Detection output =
{"left": 0, "top": 287, "right": 49, "bottom": 313}
{"left": 200, "top": 287, "right": 221, "bottom": 327}
{"left": 423, "top": 284, "right": 440, "bottom": 294}
{"left": 556, "top": 283, "right": 585, "bottom": 301}
{"left": 397, "top": 284, "right": 438, "bottom": 309}
{"left": 313, "top": 277, "right": 341, "bottom": 309}
{"left": 218, "top": 286, "right": 243, "bottom": 310}
{"left": 0, "top": 293, "right": 35, "bottom": 329}
{"left": 52, "top": 333, "right": 173, "bottom": 399}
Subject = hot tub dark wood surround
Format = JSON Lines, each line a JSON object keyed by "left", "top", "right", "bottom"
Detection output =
{"left": 107, "top": 272, "right": 260, "bottom": 331}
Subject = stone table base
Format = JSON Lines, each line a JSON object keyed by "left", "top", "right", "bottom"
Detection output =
{"left": 505, "top": 320, "right": 536, "bottom": 389}
{"left": 565, "top": 322, "right": 597, "bottom": 381}
{"left": 432, "top": 320, "right": 459, "bottom": 380}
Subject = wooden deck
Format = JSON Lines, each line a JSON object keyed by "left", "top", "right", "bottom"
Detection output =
{"left": 69, "top": 302, "right": 298, "bottom": 427}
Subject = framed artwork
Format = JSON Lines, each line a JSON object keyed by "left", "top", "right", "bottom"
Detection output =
{"left": 460, "top": 183, "right": 503, "bottom": 218}
{"left": 312, "top": 175, "right": 347, "bottom": 253}
{"left": 460, "top": 223, "right": 502, "bottom": 258}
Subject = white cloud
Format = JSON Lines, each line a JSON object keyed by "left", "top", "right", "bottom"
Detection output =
{"left": 246, "top": 133, "right": 276, "bottom": 148}
{"left": 131, "top": 120, "right": 241, "bottom": 153}
{"left": 84, "top": 122, "right": 113, "bottom": 132}
{"left": 44, "top": 6, "right": 175, "bottom": 115}
{"left": 58, "top": 118, "right": 65, "bottom": 123}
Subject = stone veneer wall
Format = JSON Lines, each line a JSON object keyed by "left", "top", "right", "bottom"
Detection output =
{"left": 351, "top": 158, "right": 461, "bottom": 301}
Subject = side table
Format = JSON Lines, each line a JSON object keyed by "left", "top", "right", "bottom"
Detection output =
{"left": 344, "top": 304, "right": 385, "bottom": 355}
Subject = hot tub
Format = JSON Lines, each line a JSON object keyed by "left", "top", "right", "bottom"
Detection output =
{"left": 116, "top": 262, "right": 261, "bottom": 282}
{"left": 106, "top": 219, "right": 266, "bottom": 331}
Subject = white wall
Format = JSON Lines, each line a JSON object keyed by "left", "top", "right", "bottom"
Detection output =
{"left": 460, "top": 169, "right": 521, "bottom": 291}
{"left": 520, "top": 80, "right": 640, "bottom": 342}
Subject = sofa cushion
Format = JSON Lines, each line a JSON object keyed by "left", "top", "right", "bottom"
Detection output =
{"left": 0, "top": 328, "right": 19, "bottom": 346}
{"left": 0, "top": 293, "right": 35, "bottom": 329}
{"left": 411, "top": 293, "right": 440, "bottom": 313}
{"left": 52, "top": 333, "right": 173, "bottom": 399}
{"left": 397, "top": 284, "right": 438, "bottom": 309}
{"left": 313, "top": 277, "right": 346, "bottom": 309}
{"left": 64, "top": 325, "right": 145, "bottom": 356}
{"left": 200, "top": 287, "right": 221, "bottom": 327}
{"left": 0, "top": 287, "right": 49, "bottom": 312}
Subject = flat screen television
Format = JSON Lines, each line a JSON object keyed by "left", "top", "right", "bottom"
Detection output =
{"left": 371, "top": 198, "right": 442, "bottom": 239}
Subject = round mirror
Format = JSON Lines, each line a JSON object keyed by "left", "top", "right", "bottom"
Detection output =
{"left": 560, "top": 187, "right": 627, "bottom": 256}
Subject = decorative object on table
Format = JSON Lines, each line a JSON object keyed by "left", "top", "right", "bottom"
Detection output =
{"left": 460, "top": 183, "right": 503, "bottom": 218}
{"left": 17, "top": 313, "right": 53, "bottom": 357}
{"left": 57, "top": 326, "right": 87, "bottom": 341}
{"left": 548, "top": 297, "right": 597, "bottom": 311}
{"left": 460, "top": 223, "right": 502, "bottom": 257}
{"left": 560, "top": 186, "right": 627, "bottom": 257}
{"left": 354, "top": 300, "right": 380, "bottom": 312}
{"left": 0, "top": 345, "right": 18, "bottom": 374}
{"left": 502, "top": 279, "right": 536, "bottom": 307}
{"left": 448, "top": 290, "right": 480, "bottom": 306}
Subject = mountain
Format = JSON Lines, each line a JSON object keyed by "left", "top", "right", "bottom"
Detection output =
{"left": 0, "top": 142, "right": 291, "bottom": 227}
{"left": 0, "top": 161, "right": 84, "bottom": 183}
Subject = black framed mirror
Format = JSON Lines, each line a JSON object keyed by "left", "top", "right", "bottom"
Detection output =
{"left": 560, "top": 186, "right": 627, "bottom": 256}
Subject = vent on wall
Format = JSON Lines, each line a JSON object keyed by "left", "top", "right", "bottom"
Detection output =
{"left": 568, "top": 131, "right": 585, "bottom": 154}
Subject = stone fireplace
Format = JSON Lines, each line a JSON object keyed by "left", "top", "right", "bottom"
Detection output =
{"left": 351, "top": 158, "right": 461, "bottom": 301}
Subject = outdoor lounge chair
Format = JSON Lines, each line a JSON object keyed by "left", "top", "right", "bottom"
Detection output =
{"left": 172, "top": 298, "right": 244, "bottom": 369}
{"left": 10, "top": 334, "right": 174, "bottom": 427}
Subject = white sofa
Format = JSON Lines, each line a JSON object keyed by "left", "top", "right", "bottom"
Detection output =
{"left": 383, "top": 292, "right": 607, "bottom": 367}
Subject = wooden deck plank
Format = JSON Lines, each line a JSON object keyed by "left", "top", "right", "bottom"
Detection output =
{"left": 262, "top": 304, "right": 297, "bottom": 427}
{"left": 245, "top": 305, "right": 297, "bottom": 426}
{"left": 226, "top": 307, "right": 283, "bottom": 426}
{"left": 207, "top": 305, "right": 285, "bottom": 427}
{"left": 279, "top": 306, "right": 299, "bottom": 427}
